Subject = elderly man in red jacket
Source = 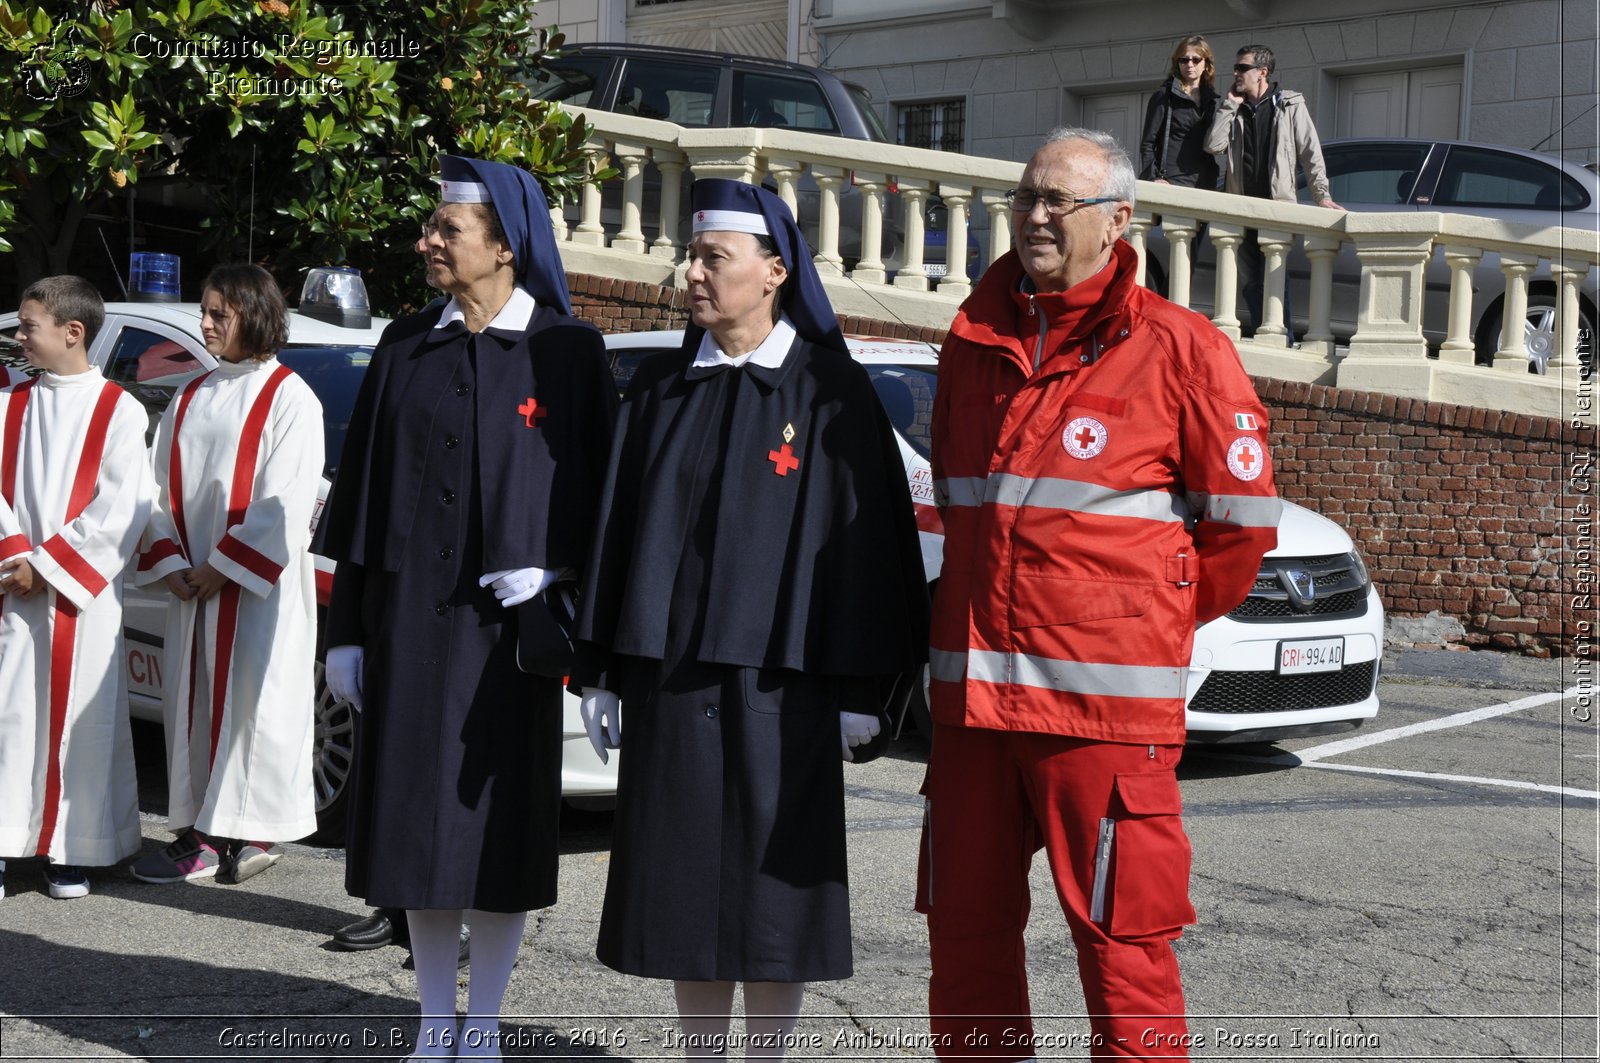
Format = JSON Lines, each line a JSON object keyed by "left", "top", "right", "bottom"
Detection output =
{"left": 921, "top": 127, "right": 1281, "bottom": 1060}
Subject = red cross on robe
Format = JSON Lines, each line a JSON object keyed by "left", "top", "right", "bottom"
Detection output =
{"left": 518, "top": 397, "right": 547, "bottom": 428}
{"left": 767, "top": 443, "right": 800, "bottom": 476}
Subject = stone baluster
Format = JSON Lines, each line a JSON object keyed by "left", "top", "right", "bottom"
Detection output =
{"left": 1125, "top": 214, "right": 1151, "bottom": 287}
{"left": 652, "top": 150, "right": 687, "bottom": 262}
{"left": 981, "top": 189, "right": 1011, "bottom": 267}
{"left": 1493, "top": 253, "right": 1538, "bottom": 372}
{"left": 765, "top": 157, "right": 804, "bottom": 218}
{"left": 572, "top": 145, "right": 610, "bottom": 248}
{"left": 810, "top": 165, "right": 847, "bottom": 276}
{"left": 937, "top": 184, "right": 972, "bottom": 297}
{"left": 851, "top": 172, "right": 889, "bottom": 285}
{"left": 1549, "top": 259, "right": 1590, "bottom": 372}
{"left": 1162, "top": 216, "right": 1199, "bottom": 309}
{"left": 1208, "top": 223, "right": 1245, "bottom": 341}
{"left": 1300, "top": 234, "right": 1341, "bottom": 358}
{"left": 893, "top": 180, "right": 930, "bottom": 292}
{"left": 1255, "top": 228, "right": 1293, "bottom": 345}
{"left": 1436, "top": 244, "right": 1484, "bottom": 365}
{"left": 611, "top": 142, "right": 649, "bottom": 255}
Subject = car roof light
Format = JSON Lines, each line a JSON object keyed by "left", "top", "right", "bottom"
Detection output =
{"left": 129, "top": 252, "right": 182, "bottom": 302}
{"left": 298, "top": 266, "right": 372, "bottom": 329}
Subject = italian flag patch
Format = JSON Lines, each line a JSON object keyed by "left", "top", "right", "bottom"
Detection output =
{"left": 1234, "top": 412, "right": 1259, "bottom": 430}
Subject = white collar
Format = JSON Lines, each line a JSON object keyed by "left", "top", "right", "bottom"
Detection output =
{"left": 433, "top": 286, "right": 537, "bottom": 332}
{"left": 691, "top": 316, "right": 797, "bottom": 370}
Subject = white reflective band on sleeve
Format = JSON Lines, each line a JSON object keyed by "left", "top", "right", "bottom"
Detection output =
{"left": 935, "top": 477, "right": 987, "bottom": 508}
{"left": 1185, "top": 492, "right": 1283, "bottom": 528}
{"left": 969, "top": 650, "right": 1186, "bottom": 699}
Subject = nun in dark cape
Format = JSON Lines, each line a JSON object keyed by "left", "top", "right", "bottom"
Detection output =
{"left": 572, "top": 179, "right": 928, "bottom": 1054}
{"left": 314, "top": 154, "right": 618, "bottom": 1059}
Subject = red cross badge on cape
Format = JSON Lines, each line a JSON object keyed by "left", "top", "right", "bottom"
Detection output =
{"left": 1226, "top": 436, "right": 1265, "bottom": 481}
{"left": 1062, "top": 415, "right": 1108, "bottom": 460}
{"left": 518, "top": 397, "right": 547, "bottom": 428}
{"left": 768, "top": 421, "right": 800, "bottom": 476}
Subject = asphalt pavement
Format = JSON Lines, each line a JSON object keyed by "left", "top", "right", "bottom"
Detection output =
{"left": 0, "top": 648, "right": 1593, "bottom": 1062}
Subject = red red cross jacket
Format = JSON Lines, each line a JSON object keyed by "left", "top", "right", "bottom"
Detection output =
{"left": 929, "top": 241, "right": 1281, "bottom": 745}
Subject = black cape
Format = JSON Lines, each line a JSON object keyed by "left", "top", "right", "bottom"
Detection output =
{"left": 316, "top": 298, "right": 618, "bottom": 576}
{"left": 573, "top": 335, "right": 928, "bottom": 686}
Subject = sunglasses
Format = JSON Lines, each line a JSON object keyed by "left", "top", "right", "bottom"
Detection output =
{"left": 1177, "top": 57, "right": 1205, "bottom": 64}
{"left": 1233, "top": 63, "right": 1263, "bottom": 73}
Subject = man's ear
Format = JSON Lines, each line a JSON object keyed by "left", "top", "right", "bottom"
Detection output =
{"left": 1105, "top": 201, "right": 1134, "bottom": 245}
{"left": 64, "top": 319, "right": 86, "bottom": 349}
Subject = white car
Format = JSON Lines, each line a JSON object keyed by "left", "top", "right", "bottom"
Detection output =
{"left": 605, "top": 330, "right": 1384, "bottom": 746}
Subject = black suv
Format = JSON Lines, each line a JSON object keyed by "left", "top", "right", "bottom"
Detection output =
{"left": 527, "top": 43, "right": 972, "bottom": 277}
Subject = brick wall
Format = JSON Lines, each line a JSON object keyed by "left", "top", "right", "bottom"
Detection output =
{"left": 569, "top": 270, "right": 1597, "bottom": 658}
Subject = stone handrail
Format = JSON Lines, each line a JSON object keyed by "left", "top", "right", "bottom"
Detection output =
{"left": 555, "top": 105, "right": 1598, "bottom": 425}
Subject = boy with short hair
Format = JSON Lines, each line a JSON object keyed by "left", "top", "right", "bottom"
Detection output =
{"left": 0, "top": 275, "right": 152, "bottom": 899}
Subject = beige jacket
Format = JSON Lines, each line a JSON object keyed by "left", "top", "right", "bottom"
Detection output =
{"left": 1205, "top": 88, "right": 1331, "bottom": 203}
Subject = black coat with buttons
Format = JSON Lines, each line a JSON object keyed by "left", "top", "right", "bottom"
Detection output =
{"left": 316, "top": 297, "right": 617, "bottom": 913}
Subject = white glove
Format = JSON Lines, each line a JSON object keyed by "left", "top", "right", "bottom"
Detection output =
{"left": 840, "top": 710, "right": 881, "bottom": 762}
{"left": 325, "top": 645, "right": 364, "bottom": 712}
{"left": 479, "top": 566, "right": 559, "bottom": 608}
{"left": 580, "top": 689, "right": 622, "bottom": 764}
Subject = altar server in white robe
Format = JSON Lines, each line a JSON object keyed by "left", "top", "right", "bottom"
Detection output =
{"left": 0, "top": 275, "right": 151, "bottom": 900}
{"left": 132, "top": 264, "right": 323, "bottom": 886}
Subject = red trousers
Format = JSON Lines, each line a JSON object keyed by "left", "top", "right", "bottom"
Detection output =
{"left": 919, "top": 726, "right": 1195, "bottom": 1060}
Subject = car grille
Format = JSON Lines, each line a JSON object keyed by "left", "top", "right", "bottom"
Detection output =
{"left": 1230, "top": 553, "right": 1370, "bottom": 622}
{"left": 1188, "top": 660, "right": 1378, "bottom": 714}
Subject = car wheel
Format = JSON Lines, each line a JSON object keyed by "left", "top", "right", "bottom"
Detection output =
{"left": 1476, "top": 291, "right": 1596, "bottom": 374}
{"left": 306, "top": 656, "right": 357, "bottom": 845}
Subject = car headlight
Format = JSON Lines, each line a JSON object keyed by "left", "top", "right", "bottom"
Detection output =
{"left": 1347, "top": 550, "right": 1370, "bottom": 589}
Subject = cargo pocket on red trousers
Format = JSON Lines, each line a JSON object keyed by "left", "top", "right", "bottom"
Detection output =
{"left": 1107, "top": 771, "right": 1197, "bottom": 937}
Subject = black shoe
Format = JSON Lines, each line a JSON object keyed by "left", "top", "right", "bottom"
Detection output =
{"left": 401, "top": 924, "right": 471, "bottom": 970}
{"left": 329, "top": 907, "right": 407, "bottom": 951}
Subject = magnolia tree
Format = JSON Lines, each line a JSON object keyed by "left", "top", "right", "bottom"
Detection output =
{"left": 1, "top": 0, "right": 608, "bottom": 313}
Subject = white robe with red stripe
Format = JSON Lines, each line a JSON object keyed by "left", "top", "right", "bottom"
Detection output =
{"left": 138, "top": 357, "right": 323, "bottom": 841}
{"left": 0, "top": 369, "right": 151, "bottom": 865}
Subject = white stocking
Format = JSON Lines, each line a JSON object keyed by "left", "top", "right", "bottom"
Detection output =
{"left": 674, "top": 980, "right": 736, "bottom": 1060}
{"left": 458, "top": 909, "right": 527, "bottom": 1060}
{"left": 406, "top": 908, "right": 463, "bottom": 1059}
{"left": 742, "top": 982, "right": 805, "bottom": 1062}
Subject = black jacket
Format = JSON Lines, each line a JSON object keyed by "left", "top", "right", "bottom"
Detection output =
{"left": 1138, "top": 77, "right": 1220, "bottom": 189}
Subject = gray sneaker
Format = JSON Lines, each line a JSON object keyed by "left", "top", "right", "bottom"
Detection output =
{"left": 219, "top": 842, "right": 281, "bottom": 884}
{"left": 131, "top": 830, "right": 221, "bottom": 884}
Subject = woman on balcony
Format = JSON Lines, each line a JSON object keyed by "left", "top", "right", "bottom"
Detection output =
{"left": 1138, "top": 35, "right": 1221, "bottom": 191}
{"left": 572, "top": 178, "right": 927, "bottom": 1057}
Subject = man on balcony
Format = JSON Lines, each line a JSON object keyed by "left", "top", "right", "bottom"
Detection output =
{"left": 921, "top": 127, "right": 1281, "bottom": 1059}
{"left": 1205, "top": 44, "right": 1341, "bottom": 340}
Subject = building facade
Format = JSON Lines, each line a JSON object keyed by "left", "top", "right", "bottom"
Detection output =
{"left": 533, "top": 0, "right": 1597, "bottom": 165}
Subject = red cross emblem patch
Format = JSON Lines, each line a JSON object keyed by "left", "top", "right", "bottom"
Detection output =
{"left": 1226, "top": 436, "right": 1265, "bottom": 481}
{"left": 1062, "top": 415, "right": 1108, "bottom": 460}
{"left": 517, "top": 397, "right": 547, "bottom": 428}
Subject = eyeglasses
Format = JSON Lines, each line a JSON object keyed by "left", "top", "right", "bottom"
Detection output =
{"left": 420, "top": 219, "right": 483, "bottom": 242}
{"left": 1233, "top": 63, "right": 1264, "bottom": 74}
{"left": 1177, "top": 56, "right": 1205, "bottom": 65}
{"left": 1005, "top": 188, "right": 1117, "bottom": 216}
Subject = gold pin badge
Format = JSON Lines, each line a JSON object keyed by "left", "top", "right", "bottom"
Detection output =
{"left": 783, "top": 422, "right": 796, "bottom": 443}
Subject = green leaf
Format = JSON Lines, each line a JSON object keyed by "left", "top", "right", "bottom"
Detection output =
{"left": 81, "top": 130, "right": 116, "bottom": 150}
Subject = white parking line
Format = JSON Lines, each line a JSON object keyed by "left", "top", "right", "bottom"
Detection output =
{"left": 1240, "top": 686, "right": 1600, "bottom": 800}
{"left": 1292, "top": 687, "right": 1582, "bottom": 763}
{"left": 1303, "top": 760, "right": 1600, "bottom": 800}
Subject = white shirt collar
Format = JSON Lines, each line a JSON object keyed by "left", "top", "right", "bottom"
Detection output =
{"left": 691, "top": 316, "right": 797, "bottom": 371}
{"left": 432, "top": 286, "right": 537, "bottom": 332}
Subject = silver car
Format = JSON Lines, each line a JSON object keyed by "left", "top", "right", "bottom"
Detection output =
{"left": 1141, "top": 137, "right": 1598, "bottom": 370}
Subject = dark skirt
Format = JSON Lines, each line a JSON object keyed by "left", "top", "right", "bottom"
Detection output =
{"left": 344, "top": 564, "right": 564, "bottom": 914}
{"left": 597, "top": 656, "right": 852, "bottom": 982}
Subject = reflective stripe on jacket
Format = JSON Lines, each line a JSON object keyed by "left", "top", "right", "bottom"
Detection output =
{"left": 929, "top": 241, "right": 1281, "bottom": 745}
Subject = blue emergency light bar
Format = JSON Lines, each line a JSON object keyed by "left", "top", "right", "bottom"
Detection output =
{"left": 298, "top": 266, "right": 372, "bottom": 329}
{"left": 129, "top": 252, "right": 181, "bottom": 302}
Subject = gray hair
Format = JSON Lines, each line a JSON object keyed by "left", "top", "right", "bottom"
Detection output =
{"left": 1039, "top": 126, "right": 1137, "bottom": 211}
